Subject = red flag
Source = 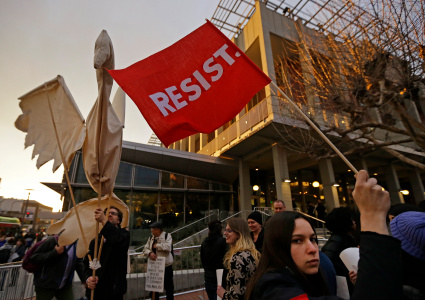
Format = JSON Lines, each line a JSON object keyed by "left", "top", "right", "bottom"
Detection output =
{"left": 108, "top": 20, "right": 271, "bottom": 147}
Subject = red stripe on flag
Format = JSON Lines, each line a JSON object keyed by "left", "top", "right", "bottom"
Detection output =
{"left": 108, "top": 20, "right": 271, "bottom": 147}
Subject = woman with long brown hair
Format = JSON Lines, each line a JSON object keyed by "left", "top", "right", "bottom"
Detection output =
{"left": 245, "top": 170, "right": 403, "bottom": 300}
{"left": 217, "top": 217, "right": 260, "bottom": 300}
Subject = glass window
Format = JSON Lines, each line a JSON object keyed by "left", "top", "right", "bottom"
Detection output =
{"left": 161, "top": 172, "right": 184, "bottom": 188}
{"left": 187, "top": 177, "right": 209, "bottom": 190}
{"left": 73, "top": 188, "right": 98, "bottom": 206}
{"left": 186, "top": 193, "right": 209, "bottom": 223}
{"left": 158, "top": 192, "right": 184, "bottom": 229}
{"left": 129, "top": 191, "right": 159, "bottom": 247}
{"left": 212, "top": 182, "right": 232, "bottom": 191}
{"left": 115, "top": 162, "right": 132, "bottom": 186}
{"left": 134, "top": 166, "right": 159, "bottom": 187}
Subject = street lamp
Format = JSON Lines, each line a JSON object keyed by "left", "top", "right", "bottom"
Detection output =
{"left": 22, "top": 189, "right": 34, "bottom": 223}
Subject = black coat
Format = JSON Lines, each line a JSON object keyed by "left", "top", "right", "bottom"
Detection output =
{"left": 201, "top": 234, "right": 227, "bottom": 282}
{"left": 83, "top": 222, "right": 130, "bottom": 300}
{"left": 321, "top": 233, "right": 358, "bottom": 294}
{"left": 250, "top": 233, "right": 402, "bottom": 300}
{"left": 250, "top": 228, "right": 265, "bottom": 253}
{"left": 30, "top": 236, "right": 83, "bottom": 290}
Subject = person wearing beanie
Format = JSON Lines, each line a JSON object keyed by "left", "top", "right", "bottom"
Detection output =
{"left": 390, "top": 211, "right": 425, "bottom": 299}
{"left": 247, "top": 211, "right": 265, "bottom": 253}
{"left": 388, "top": 203, "right": 424, "bottom": 222}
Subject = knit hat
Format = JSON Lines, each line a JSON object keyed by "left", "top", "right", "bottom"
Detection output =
{"left": 247, "top": 211, "right": 263, "bottom": 226}
{"left": 390, "top": 211, "right": 425, "bottom": 260}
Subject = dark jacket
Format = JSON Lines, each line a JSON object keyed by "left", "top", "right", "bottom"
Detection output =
{"left": 83, "top": 222, "right": 130, "bottom": 300}
{"left": 321, "top": 233, "right": 358, "bottom": 294}
{"left": 30, "top": 236, "right": 83, "bottom": 290}
{"left": 250, "top": 228, "right": 265, "bottom": 253}
{"left": 250, "top": 232, "right": 402, "bottom": 300}
{"left": 201, "top": 234, "right": 227, "bottom": 282}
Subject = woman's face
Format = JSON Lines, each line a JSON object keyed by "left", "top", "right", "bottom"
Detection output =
{"left": 290, "top": 218, "right": 320, "bottom": 275}
{"left": 224, "top": 225, "right": 239, "bottom": 245}
{"left": 247, "top": 219, "right": 261, "bottom": 233}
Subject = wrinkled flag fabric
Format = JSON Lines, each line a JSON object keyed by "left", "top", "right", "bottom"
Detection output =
{"left": 15, "top": 75, "right": 86, "bottom": 172}
{"left": 108, "top": 20, "right": 271, "bottom": 147}
{"left": 47, "top": 194, "right": 129, "bottom": 258}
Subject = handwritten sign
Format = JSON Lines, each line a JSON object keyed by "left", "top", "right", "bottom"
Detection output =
{"left": 145, "top": 257, "right": 166, "bottom": 292}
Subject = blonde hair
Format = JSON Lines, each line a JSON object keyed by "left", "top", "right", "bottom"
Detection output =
{"left": 223, "top": 218, "right": 261, "bottom": 269}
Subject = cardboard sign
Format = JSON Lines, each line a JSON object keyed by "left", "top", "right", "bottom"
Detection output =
{"left": 145, "top": 257, "right": 166, "bottom": 292}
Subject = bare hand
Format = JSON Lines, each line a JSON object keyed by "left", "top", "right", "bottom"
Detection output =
{"left": 217, "top": 285, "right": 226, "bottom": 298}
{"left": 86, "top": 276, "right": 98, "bottom": 290}
{"left": 349, "top": 271, "right": 357, "bottom": 285}
{"left": 352, "top": 170, "right": 390, "bottom": 235}
{"left": 149, "top": 252, "right": 157, "bottom": 261}
{"left": 94, "top": 208, "right": 106, "bottom": 225}
{"left": 55, "top": 245, "right": 65, "bottom": 254}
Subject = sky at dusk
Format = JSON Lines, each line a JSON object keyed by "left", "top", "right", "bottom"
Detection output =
{"left": 0, "top": 0, "right": 219, "bottom": 211}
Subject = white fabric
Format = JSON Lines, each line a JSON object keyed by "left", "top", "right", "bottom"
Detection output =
{"left": 112, "top": 87, "right": 126, "bottom": 127}
{"left": 15, "top": 75, "right": 86, "bottom": 172}
{"left": 46, "top": 193, "right": 129, "bottom": 258}
{"left": 83, "top": 29, "right": 123, "bottom": 195}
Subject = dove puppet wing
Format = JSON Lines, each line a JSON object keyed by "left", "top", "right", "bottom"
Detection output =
{"left": 82, "top": 30, "right": 123, "bottom": 195}
{"left": 46, "top": 194, "right": 129, "bottom": 258}
{"left": 15, "top": 75, "right": 86, "bottom": 172}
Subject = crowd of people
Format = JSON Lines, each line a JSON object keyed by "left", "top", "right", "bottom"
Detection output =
{"left": 199, "top": 170, "right": 425, "bottom": 300}
{"left": 2, "top": 170, "right": 424, "bottom": 300}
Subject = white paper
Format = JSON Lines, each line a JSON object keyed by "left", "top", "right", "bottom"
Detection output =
{"left": 336, "top": 275, "right": 350, "bottom": 300}
{"left": 145, "top": 257, "right": 166, "bottom": 292}
{"left": 216, "top": 269, "right": 224, "bottom": 300}
{"left": 340, "top": 247, "right": 359, "bottom": 272}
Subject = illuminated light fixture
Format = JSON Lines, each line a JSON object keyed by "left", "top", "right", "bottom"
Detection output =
{"left": 347, "top": 169, "right": 351, "bottom": 172}
{"left": 400, "top": 190, "right": 409, "bottom": 195}
{"left": 333, "top": 183, "right": 340, "bottom": 187}
{"left": 253, "top": 185, "right": 259, "bottom": 191}
{"left": 284, "top": 179, "right": 291, "bottom": 183}
{"left": 312, "top": 181, "right": 320, "bottom": 188}
{"left": 255, "top": 166, "right": 259, "bottom": 171}
{"left": 373, "top": 173, "right": 378, "bottom": 176}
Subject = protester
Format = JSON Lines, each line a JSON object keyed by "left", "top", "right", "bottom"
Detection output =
{"left": 200, "top": 220, "right": 227, "bottom": 300}
{"left": 273, "top": 200, "right": 286, "bottom": 213}
{"left": 216, "top": 218, "right": 260, "bottom": 300}
{"left": 84, "top": 206, "right": 130, "bottom": 300}
{"left": 316, "top": 199, "right": 327, "bottom": 221}
{"left": 30, "top": 237, "right": 83, "bottom": 300}
{"left": 0, "top": 235, "right": 7, "bottom": 247}
{"left": 142, "top": 221, "right": 174, "bottom": 300}
{"left": 387, "top": 203, "right": 423, "bottom": 222}
{"left": 0, "top": 238, "right": 14, "bottom": 264}
{"left": 245, "top": 170, "right": 402, "bottom": 299}
{"left": 321, "top": 207, "right": 358, "bottom": 294}
{"left": 390, "top": 211, "right": 425, "bottom": 299}
{"left": 247, "top": 211, "right": 265, "bottom": 253}
{"left": 8, "top": 237, "right": 26, "bottom": 262}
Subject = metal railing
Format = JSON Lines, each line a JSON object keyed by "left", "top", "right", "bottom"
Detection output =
{"left": 127, "top": 245, "right": 204, "bottom": 299}
{"left": 0, "top": 262, "right": 34, "bottom": 300}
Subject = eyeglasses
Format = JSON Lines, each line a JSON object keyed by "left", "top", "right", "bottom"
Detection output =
{"left": 108, "top": 211, "right": 118, "bottom": 216}
{"left": 224, "top": 228, "right": 233, "bottom": 233}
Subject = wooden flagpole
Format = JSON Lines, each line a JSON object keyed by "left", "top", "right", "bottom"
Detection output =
{"left": 44, "top": 83, "right": 91, "bottom": 261}
{"left": 91, "top": 181, "right": 102, "bottom": 300}
{"left": 270, "top": 81, "right": 358, "bottom": 174}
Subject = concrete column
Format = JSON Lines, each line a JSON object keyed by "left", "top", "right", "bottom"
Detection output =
{"left": 188, "top": 135, "right": 196, "bottom": 153}
{"left": 200, "top": 134, "right": 207, "bottom": 149}
{"left": 272, "top": 145, "right": 292, "bottom": 211}
{"left": 384, "top": 164, "right": 404, "bottom": 204}
{"left": 318, "top": 159, "right": 340, "bottom": 212}
{"left": 239, "top": 160, "right": 252, "bottom": 212}
{"left": 408, "top": 168, "right": 424, "bottom": 205}
{"left": 360, "top": 159, "right": 368, "bottom": 172}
